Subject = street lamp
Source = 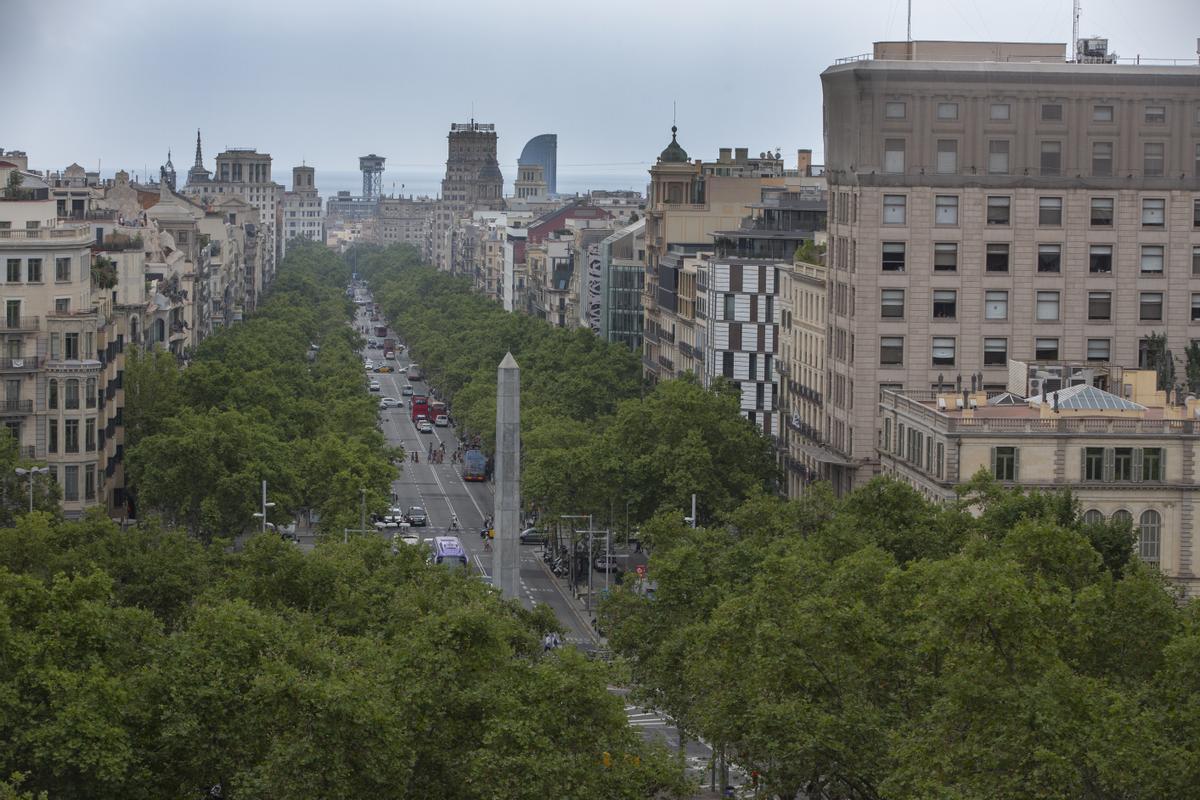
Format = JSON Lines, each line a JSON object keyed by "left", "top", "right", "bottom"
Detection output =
{"left": 14, "top": 466, "right": 49, "bottom": 513}
{"left": 251, "top": 479, "right": 276, "bottom": 533}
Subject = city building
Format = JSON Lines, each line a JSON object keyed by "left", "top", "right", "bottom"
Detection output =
{"left": 181, "top": 138, "right": 282, "bottom": 304}
{"left": 429, "top": 121, "right": 504, "bottom": 272}
{"left": 282, "top": 165, "right": 324, "bottom": 258}
{"left": 374, "top": 195, "right": 434, "bottom": 250}
{"left": 514, "top": 163, "right": 548, "bottom": 200}
{"left": 642, "top": 129, "right": 786, "bottom": 384}
{"left": 519, "top": 134, "right": 557, "bottom": 195}
{"left": 597, "top": 218, "right": 646, "bottom": 350}
{"left": 878, "top": 364, "right": 1200, "bottom": 596}
{"left": 778, "top": 257, "right": 830, "bottom": 497}
{"left": 822, "top": 39, "right": 1200, "bottom": 490}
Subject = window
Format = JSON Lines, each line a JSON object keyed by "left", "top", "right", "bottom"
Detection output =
{"left": 884, "top": 139, "right": 906, "bottom": 173}
{"left": 63, "top": 466, "right": 78, "bottom": 502}
{"left": 1035, "top": 338, "right": 1059, "bottom": 360}
{"left": 988, "top": 140, "right": 1010, "bottom": 174}
{"left": 985, "top": 291, "right": 1008, "bottom": 320}
{"left": 934, "top": 196, "right": 958, "bottom": 225}
{"left": 85, "top": 467, "right": 95, "bottom": 501}
{"left": 1089, "top": 292, "right": 1112, "bottom": 320}
{"left": 1089, "top": 245, "right": 1113, "bottom": 273}
{"left": 933, "top": 243, "right": 958, "bottom": 272}
{"left": 1036, "top": 291, "right": 1060, "bottom": 321}
{"left": 1112, "top": 510, "right": 1133, "bottom": 529}
{"left": 1039, "top": 197, "right": 1063, "bottom": 226}
{"left": 1040, "top": 141, "right": 1062, "bottom": 176}
{"left": 48, "top": 379, "right": 57, "bottom": 409}
{"left": 1084, "top": 447, "right": 1105, "bottom": 481}
{"left": 1082, "top": 509, "right": 1105, "bottom": 525}
{"left": 1087, "top": 338, "right": 1111, "bottom": 361}
{"left": 55, "top": 299, "right": 69, "bottom": 314}
{"left": 5, "top": 259, "right": 19, "bottom": 282}
{"left": 986, "top": 243, "right": 1010, "bottom": 272}
{"left": 55, "top": 257, "right": 70, "bottom": 282}
{"left": 723, "top": 293, "right": 735, "bottom": 320}
{"left": 64, "top": 333, "right": 78, "bottom": 360}
{"left": 1037, "top": 244, "right": 1062, "bottom": 273}
{"left": 990, "top": 103, "right": 1011, "bottom": 120}
{"left": 936, "top": 139, "right": 958, "bottom": 173}
{"left": 1195, "top": 198, "right": 1200, "bottom": 227}
{"left": 1196, "top": 145, "right": 1200, "bottom": 178}
{"left": 993, "top": 446, "right": 1018, "bottom": 481}
{"left": 86, "top": 377, "right": 96, "bottom": 408}
{"left": 984, "top": 337, "right": 1008, "bottom": 366}
{"left": 1194, "top": 246, "right": 1200, "bottom": 276}
{"left": 932, "top": 290, "right": 957, "bottom": 319}
{"left": 880, "top": 336, "right": 904, "bottom": 365}
{"left": 932, "top": 337, "right": 955, "bottom": 366}
{"left": 884, "top": 101, "right": 906, "bottom": 119}
{"left": 1042, "top": 103, "right": 1063, "bottom": 121}
{"left": 1092, "top": 141, "right": 1113, "bottom": 176}
{"left": 85, "top": 418, "right": 95, "bottom": 451}
{"left": 882, "top": 243, "right": 906, "bottom": 272}
{"left": 1143, "top": 448, "right": 1164, "bottom": 481}
{"left": 1113, "top": 447, "right": 1134, "bottom": 481}
{"left": 1144, "top": 142, "right": 1165, "bottom": 177}
{"left": 1138, "top": 510, "right": 1161, "bottom": 564}
{"left": 1093, "top": 105, "right": 1114, "bottom": 122}
{"left": 1193, "top": 293, "right": 1200, "bottom": 321}
{"left": 883, "top": 194, "right": 906, "bottom": 224}
{"left": 1145, "top": 105, "right": 1166, "bottom": 124}
{"left": 65, "top": 379, "right": 79, "bottom": 409}
{"left": 26, "top": 258, "right": 42, "bottom": 283}
{"left": 986, "top": 196, "right": 1011, "bottom": 225}
{"left": 1141, "top": 292, "right": 1164, "bottom": 321}
{"left": 881, "top": 289, "right": 905, "bottom": 318}
{"left": 1142, "top": 198, "right": 1165, "bottom": 227}
{"left": 936, "top": 102, "right": 959, "bottom": 120}
{"left": 65, "top": 419, "right": 79, "bottom": 453}
{"left": 1091, "top": 197, "right": 1114, "bottom": 226}
{"left": 1141, "top": 245, "right": 1164, "bottom": 274}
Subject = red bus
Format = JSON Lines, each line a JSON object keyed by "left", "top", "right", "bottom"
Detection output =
{"left": 429, "top": 401, "right": 447, "bottom": 421}
{"left": 411, "top": 395, "right": 429, "bottom": 422}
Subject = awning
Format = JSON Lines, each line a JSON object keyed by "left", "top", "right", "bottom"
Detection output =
{"left": 798, "top": 443, "right": 855, "bottom": 466}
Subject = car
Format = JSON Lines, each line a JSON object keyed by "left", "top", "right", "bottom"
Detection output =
{"left": 401, "top": 385, "right": 414, "bottom": 396}
{"left": 593, "top": 554, "right": 624, "bottom": 574}
{"left": 416, "top": 419, "right": 433, "bottom": 433}
{"left": 406, "top": 506, "right": 428, "bottom": 526}
{"left": 367, "top": 338, "right": 378, "bottom": 348}
{"left": 434, "top": 414, "right": 449, "bottom": 427}
{"left": 369, "top": 381, "right": 382, "bottom": 392}
{"left": 397, "top": 532, "right": 421, "bottom": 547}
{"left": 374, "top": 365, "right": 395, "bottom": 373}
{"left": 364, "top": 360, "right": 376, "bottom": 370}
{"left": 519, "top": 527, "right": 547, "bottom": 545}
{"left": 380, "top": 396, "right": 401, "bottom": 408}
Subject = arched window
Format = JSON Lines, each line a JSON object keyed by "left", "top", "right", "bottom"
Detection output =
{"left": 155, "top": 318, "right": 165, "bottom": 342}
{"left": 1138, "top": 510, "right": 1161, "bottom": 564}
{"left": 85, "top": 377, "right": 96, "bottom": 408}
{"left": 1111, "top": 509, "right": 1133, "bottom": 529}
{"left": 130, "top": 317, "right": 139, "bottom": 343}
{"left": 47, "top": 379, "right": 57, "bottom": 410}
{"left": 1082, "top": 509, "right": 1105, "bottom": 525}
{"left": 65, "top": 379, "right": 79, "bottom": 410}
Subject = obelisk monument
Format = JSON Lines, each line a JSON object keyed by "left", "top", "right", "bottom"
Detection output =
{"left": 493, "top": 352, "right": 521, "bottom": 601}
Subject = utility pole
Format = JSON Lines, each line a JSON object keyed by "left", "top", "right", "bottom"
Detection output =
{"left": 360, "top": 487, "right": 366, "bottom": 537}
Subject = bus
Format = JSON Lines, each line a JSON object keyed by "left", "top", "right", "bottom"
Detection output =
{"left": 429, "top": 401, "right": 447, "bottom": 422}
{"left": 411, "top": 394, "right": 429, "bottom": 422}
{"left": 431, "top": 536, "right": 468, "bottom": 570}
{"left": 462, "top": 449, "right": 486, "bottom": 481}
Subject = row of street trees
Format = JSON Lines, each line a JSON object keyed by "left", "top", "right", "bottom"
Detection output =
{"left": 125, "top": 242, "right": 397, "bottom": 538}
{"left": 351, "top": 244, "right": 777, "bottom": 527}
{"left": 0, "top": 512, "right": 690, "bottom": 798}
{"left": 601, "top": 477, "right": 1200, "bottom": 800}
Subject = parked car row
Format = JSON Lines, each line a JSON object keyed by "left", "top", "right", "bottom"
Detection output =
{"left": 373, "top": 505, "right": 428, "bottom": 531}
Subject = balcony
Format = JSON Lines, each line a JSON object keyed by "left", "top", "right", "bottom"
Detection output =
{"left": 0, "top": 225, "right": 91, "bottom": 244}
{"left": 0, "top": 356, "right": 42, "bottom": 372}
{"left": 642, "top": 354, "right": 658, "bottom": 373}
{"left": 0, "top": 316, "right": 39, "bottom": 331}
{"left": 0, "top": 400, "right": 34, "bottom": 415}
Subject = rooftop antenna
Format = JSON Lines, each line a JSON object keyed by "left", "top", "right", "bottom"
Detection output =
{"left": 1072, "top": 0, "right": 1080, "bottom": 61}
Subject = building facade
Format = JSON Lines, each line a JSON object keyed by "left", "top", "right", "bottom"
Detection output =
{"left": 878, "top": 368, "right": 1199, "bottom": 596}
{"left": 822, "top": 40, "right": 1200, "bottom": 488}
{"left": 375, "top": 195, "right": 434, "bottom": 250}
{"left": 429, "top": 122, "right": 504, "bottom": 272}
{"left": 519, "top": 134, "right": 557, "bottom": 196}
{"left": 778, "top": 259, "right": 830, "bottom": 497}
{"left": 282, "top": 166, "right": 324, "bottom": 257}
{"left": 598, "top": 219, "right": 645, "bottom": 350}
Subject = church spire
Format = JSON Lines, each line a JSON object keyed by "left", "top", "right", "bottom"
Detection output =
{"left": 193, "top": 129, "right": 203, "bottom": 169}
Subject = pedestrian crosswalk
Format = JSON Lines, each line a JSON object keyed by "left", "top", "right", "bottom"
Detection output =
{"left": 624, "top": 704, "right": 673, "bottom": 732}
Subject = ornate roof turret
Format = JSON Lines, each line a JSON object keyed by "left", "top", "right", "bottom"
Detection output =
{"left": 658, "top": 126, "right": 689, "bottom": 164}
{"left": 186, "top": 129, "right": 211, "bottom": 185}
{"left": 193, "top": 130, "right": 203, "bottom": 168}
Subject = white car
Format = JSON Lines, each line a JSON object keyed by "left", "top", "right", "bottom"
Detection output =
{"left": 434, "top": 414, "right": 449, "bottom": 427}
{"left": 416, "top": 419, "right": 433, "bottom": 433}
{"left": 364, "top": 360, "right": 376, "bottom": 370}
{"left": 369, "top": 380, "right": 382, "bottom": 393}
{"left": 380, "top": 397, "right": 401, "bottom": 408}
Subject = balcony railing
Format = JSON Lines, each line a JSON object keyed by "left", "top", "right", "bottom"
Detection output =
{"left": 0, "top": 400, "right": 34, "bottom": 414}
{"left": 0, "top": 356, "right": 42, "bottom": 371}
{"left": 0, "top": 226, "right": 91, "bottom": 242}
{"left": 0, "top": 317, "right": 39, "bottom": 331}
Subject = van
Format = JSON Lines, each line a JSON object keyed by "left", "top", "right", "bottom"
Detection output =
{"left": 432, "top": 536, "right": 468, "bottom": 570}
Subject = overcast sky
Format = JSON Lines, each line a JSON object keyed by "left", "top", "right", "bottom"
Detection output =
{"left": 4, "top": 0, "right": 1198, "bottom": 185}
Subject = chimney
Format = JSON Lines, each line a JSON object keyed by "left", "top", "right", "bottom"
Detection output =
{"left": 718, "top": 147, "right": 732, "bottom": 163}
{"left": 797, "top": 149, "right": 812, "bottom": 176}
{"left": 734, "top": 147, "right": 748, "bottom": 162}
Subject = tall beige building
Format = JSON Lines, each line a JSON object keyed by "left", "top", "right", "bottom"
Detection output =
{"left": 821, "top": 40, "right": 1200, "bottom": 491}
{"left": 429, "top": 121, "right": 504, "bottom": 272}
